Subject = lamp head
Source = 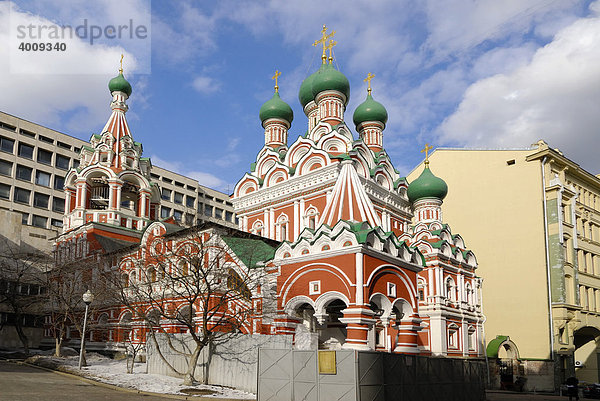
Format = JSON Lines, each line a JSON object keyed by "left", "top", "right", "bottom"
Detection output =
{"left": 82, "top": 290, "right": 94, "bottom": 305}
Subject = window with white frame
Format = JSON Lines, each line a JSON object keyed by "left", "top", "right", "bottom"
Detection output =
{"left": 387, "top": 282, "right": 396, "bottom": 298}
{"left": 277, "top": 215, "right": 288, "bottom": 241}
{"left": 251, "top": 221, "right": 264, "bottom": 237}
{"left": 417, "top": 279, "right": 426, "bottom": 301}
{"left": 309, "top": 280, "right": 321, "bottom": 295}
{"left": 468, "top": 327, "right": 476, "bottom": 351}
{"left": 305, "top": 207, "right": 319, "bottom": 230}
{"left": 448, "top": 324, "right": 459, "bottom": 349}
{"left": 446, "top": 277, "right": 456, "bottom": 302}
{"left": 465, "top": 282, "right": 472, "bottom": 305}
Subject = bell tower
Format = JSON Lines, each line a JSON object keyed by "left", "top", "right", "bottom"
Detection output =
{"left": 62, "top": 57, "right": 160, "bottom": 234}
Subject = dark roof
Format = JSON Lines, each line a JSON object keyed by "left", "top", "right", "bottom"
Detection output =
{"left": 93, "top": 233, "right": 136, "bottom": 253}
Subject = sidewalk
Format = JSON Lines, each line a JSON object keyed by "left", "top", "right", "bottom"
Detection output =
{"left": 486, "top": 390, "right": 563, "bottom": 400}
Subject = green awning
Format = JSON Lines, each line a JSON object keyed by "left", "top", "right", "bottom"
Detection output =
{"left": 486, "top": 335, "right": 509, "bottom": 358}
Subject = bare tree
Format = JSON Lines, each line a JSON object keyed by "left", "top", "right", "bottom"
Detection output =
{"left": 111, "top": 226, "right": 272, "bottom": 385}
{"left": 0, "top": 238, "right": 50, "bottom": 354}
{"left": 46, "top": 254, "right": 116, "bottom": 361}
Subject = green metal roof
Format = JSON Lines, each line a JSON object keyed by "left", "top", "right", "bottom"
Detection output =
{"left": 221, "top": 236, "right": 277, "bottom": 268}
{"left": 486, "top": 335, "right": 509, "bottom": 358}
{"left": 353, "top": 93, "right": 388, "bottom": 127}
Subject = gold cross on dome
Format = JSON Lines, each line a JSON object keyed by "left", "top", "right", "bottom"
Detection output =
{"left": 421, "top": 143, "right": 434, "bottom": 165}
{"left": 364, "top": 72, "right": 375, "bottom": 95}
{"left": 272, "top": 70, "right": 281, "bottom": 92}
{"left": 312, "top": 24, "right": 336, "bottom": 63}
{"left": 325, "top": 39, "right": 337, "bottom": 63}
{"left": 119, "top": 54, "right": 124, "bottom": 74}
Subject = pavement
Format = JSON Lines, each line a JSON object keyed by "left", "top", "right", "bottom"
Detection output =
{"left": 0, "top": 357, "right": 576, "bottom": 401}
{"left": 0, "top": 359, "right": 250, "bottom": 401}
{"left": 486, "top": 390, "right": 567, "bottom": 400}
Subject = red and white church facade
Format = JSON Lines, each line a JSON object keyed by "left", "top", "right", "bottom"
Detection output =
{"left": 53, "top": 34, "right": 484, "bottom": 358}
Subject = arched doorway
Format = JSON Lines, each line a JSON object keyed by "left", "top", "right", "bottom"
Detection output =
{"left": 319, "top": 299, "right": 347, "bottom": 349}
{"left": 487, "top": 335, "right": 520, "bottom": 390}
{"left": 574, "top": 326, "right": 600, "bottom": 383}
{"left": 293, "top": 303, "right": 318, "bottom": 350}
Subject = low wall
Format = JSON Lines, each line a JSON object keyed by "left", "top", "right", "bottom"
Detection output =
{"left": 0, "top": 326, "right": 44, "bottom": 349}
{"left": 258, "top": 349, "right": 488, "bottom": 401}
{"left": 146, "top": 333, "right": 293, "bottom": 393}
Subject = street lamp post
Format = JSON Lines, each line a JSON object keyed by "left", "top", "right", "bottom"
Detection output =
{"left": 78, "top": 290, "right": 94, "bottom": 370}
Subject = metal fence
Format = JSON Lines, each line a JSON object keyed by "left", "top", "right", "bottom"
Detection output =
{"left": 147, "top": 333, "right": 293, "bottom": 393}
{"left": 258, "top": 349, "right": 486, "bottom": 401}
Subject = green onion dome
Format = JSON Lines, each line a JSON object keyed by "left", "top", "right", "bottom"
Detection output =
{"left": 108, "top": 72, "right": 132, "bottom": 97}
{"left": 259, "top": 92, "right": 294, "bottom": 126}
{"left": 407, "top": 166, "right": 448, "bottom": 203}
{"left": 311, "top": 63, "right": 350, "bottom": 105}
{"left": 299, "top": 71, "right": 317, "bottom": 108}
{"left": 353, "top": 94, "right": 388, "bottom": 127}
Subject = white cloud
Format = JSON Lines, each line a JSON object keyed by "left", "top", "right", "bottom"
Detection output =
{"left": 437, "top": 9, "right": 600, "bottom": 173}
{"left": 192, "top": 75, "right": 220, "bottom": 94}
{"left": 187, "top": 171, "right": 230, "bottom": 192}
{"left": 0, "top": 1, "right": 147, "bottom": 135}
{"left": 150, "top": 155, "right": 231, "bottom": 192}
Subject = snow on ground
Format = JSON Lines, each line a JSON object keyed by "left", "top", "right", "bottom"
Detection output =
{"left": 25, "top": 353, "right": 256, "bottom": 399}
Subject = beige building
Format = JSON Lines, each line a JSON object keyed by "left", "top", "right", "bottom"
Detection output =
{"left": 0, "top": 111, "right": 235, "bottom": 235}
{"left": 0, "top": 209, "right": 53, "bottom": 349}
{"left": 407, "top": 140, "right": 600, "bottom": 391}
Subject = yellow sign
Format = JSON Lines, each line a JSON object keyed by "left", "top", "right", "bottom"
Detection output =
{"left": 318, "top": 350, "right": 337, "bottom": 375}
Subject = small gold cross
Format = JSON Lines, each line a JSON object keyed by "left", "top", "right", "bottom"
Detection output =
{"left": 272, "top": 70, "right": 281, "bottom": 92}
{"left": 364, "top": 73, "right": 375, "bottom": 95}
{"left": 325, "top": 39, "right": 337, "bottom": 63}
{"left": 312, "top": 25, "right": 336, "bottom": 63}
{"left": 421, "top": 143, "right": 434, "bottom": 165}
{"left": 119, "top": 54, "right": 124, "bottom": 74}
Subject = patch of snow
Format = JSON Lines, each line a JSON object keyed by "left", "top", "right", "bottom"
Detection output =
{"left": 29, "top": 354, "right": 255, "bottom": 399}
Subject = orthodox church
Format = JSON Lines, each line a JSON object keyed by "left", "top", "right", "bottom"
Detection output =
{"left": 231, "top": 27, "right": 484, "bottom": 356}
{"left": 53, "top": 27, "right": 484, "bottom": 358}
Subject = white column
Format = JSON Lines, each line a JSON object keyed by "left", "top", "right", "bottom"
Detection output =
{"left": 435, "top": 267, "right": 442, "bottom": 297}
{"left": 293, "top": 201, "right": 299, "bottom": 240}
{"left": 269, "top": 208, "right": 275, "bottom": 240}
{"left": 462, "top": 322, "right": 469, "bottom": 356}
{"left": 355, "top": 252, "right": 364, "bottom": 306}
{"left": 428, "top": 268, "right": 434, "bottom": 300}
{"left": 263, "top": 210, "right": 269, "bottom": 238}
{"left": 299, "top": 198, "right": 306, "bottom": 231}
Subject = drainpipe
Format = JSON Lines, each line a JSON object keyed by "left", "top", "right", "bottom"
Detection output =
{"left": 479, "top": 277, "right": 491, "bottom": 386}
{"left": 541, "top": 158, "right": 556, "bottom": 369}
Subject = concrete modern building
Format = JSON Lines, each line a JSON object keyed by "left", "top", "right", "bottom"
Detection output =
{"left": 0, "top": 110, "right": 235, "bottom": 236}
{"left": 407, "top": 140, "right": 600, "bottom": 391}
{"left": 0, "top": 209, "right": 51, "bottom": 349}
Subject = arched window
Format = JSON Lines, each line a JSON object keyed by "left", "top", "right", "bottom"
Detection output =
{"left": 417, "top": 278, "right": 426, "bottom": 302}
{"left": 465, "top": 282, "right": 473, "bottom": 305}
{"left": 305, "top": 207, "right": 319, "bottom": 230}
{"left": 277, "top": 214, "right": 289, "bottom": 241}
{"left": 227, "top": 269, "right": 251, "bottom": 300}
{"left": 446, "top": 277, "right": 456, "bottom": 302}
{"left": 467, "top": 326, "right": 477, "bottom": 351}
{"left": 178, "top": 260, "right": 189, "bottom": 276}
{"left": 252, "top": 220, "right": 263, "bottom": 236}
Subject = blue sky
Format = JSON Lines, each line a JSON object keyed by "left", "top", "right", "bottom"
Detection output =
{"left": 2, "top": 0, "right": 600, "bottom": 193}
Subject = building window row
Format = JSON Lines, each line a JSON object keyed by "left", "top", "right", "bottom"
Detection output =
{"left": 0, "top": 160, "right": 66, "bottom": 190}
{"left": 2, "top": 139, "right": 76, "bottom": 170}
{"left": 579, "top": 284, "right": 600, "bottom": 313}
{"left": 578, "top": 250, "right": 598, "bottom": 275}
{"left": 0, "top": 183, "right": 64, "bottom": 212}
